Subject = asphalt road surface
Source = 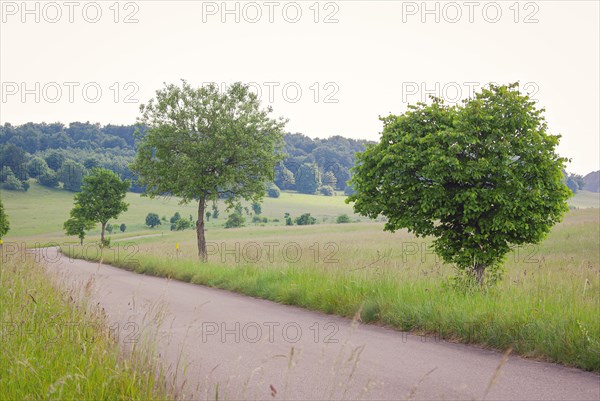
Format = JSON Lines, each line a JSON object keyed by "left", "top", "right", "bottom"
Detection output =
{"left": 39, "top": 247, "right": 599, "bottom": 400}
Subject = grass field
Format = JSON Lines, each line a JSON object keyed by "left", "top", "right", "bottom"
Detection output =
{"left": 0, "top": 182, "right": 364, "bottom": 245}
{"left": 3, "top": 183, "right": 600, "bottom": 371}
{"left": 0, "top": 250, "right": 173, "bottom": 400}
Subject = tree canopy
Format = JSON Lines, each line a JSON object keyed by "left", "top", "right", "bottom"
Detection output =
{"left": 131, "top": 80, "right": 286, "bottom": 260}
{"left": 349, "top": 83, "right": 571, "bottom": 283}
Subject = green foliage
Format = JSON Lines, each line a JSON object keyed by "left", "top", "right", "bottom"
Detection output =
{"left": 274, "top": 163, "right": 296, "bottom": 190}
{"left": 0, "top": 167, "right": 25, "bottom": 191}
{"left": 266, "top": 183, "right": 281, "bottom": 198}
{"left": 295, "top": 213, "right": 317, "bottom": 225}
{"left": 174, "top": 218, "right": 192, "bottom": 231}
{"left": 349, "top": 83, "right": 571, "bottom": 283}
{"left": 0, "top": 144, "right": 28, "bottom": 181}
{"left": 170, "top": 212, "right": 181, "bottom": 224}
{"left": 565, "top": 172, "right": 585, "bottom": 194}
{"left": 27, "top": 156, "right": 49, "bottom": 178}
{"left": 70, "top": 168, "right": 130, "bottom": 243}
{"left": 251, "top": 202, "right": 262, "bottom": 215}
{"left": 336, "top": 214, "right": 351, "bottom": 224}
{"left": 119, "top": 223, "right": 126, "bottom": 232}
{"left": 212, "top": 203, "right": 220, "bottom": 219}
{"left": 38, "top": 169, "right": 59, "bottom": 188}
{"left": 63, "top": 215, "right": 95, "bottom": 245}
{"left": 44, "top": 150, "right": 65, "bottom": 171}
{"left": 0, "top": 198, "right": 9, "bottom": 239}
{"left": 320, "top": 185, "right": 335, "bottom": 196}
{"left": 205, "top": 211, "right": 211, "bottom": 221}
{"left": 295, "top": 163, "right": 321, "bottom": 194}
{"left": 58, "top": 160, "right": 87, "bottom": 192}
{"left": 145, "top": 212, "right": 161, "bottom": 228}
{"left": 131, "top": 80, "right": 286, "bottom": 259}
{"left": 224, "top": 212, "right": 245, "bottom": 229}
{"left": 106, "top": 223, "right": 114, "bottom": 234}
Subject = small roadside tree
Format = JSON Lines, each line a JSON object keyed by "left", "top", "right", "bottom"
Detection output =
{"left": 64, "top": 215, "right": 95, "bottom": 245}
{"left": 70, "top": 168, "right": 130, "bottom": 245}
{"left": 120, "top": 223, "right": 126, "bottom": 233}
{"left": 131, "top": 81, "right": 286, "bottom": 261}
{"left": 349, "top": 83, "right": 571, "bottom": 284}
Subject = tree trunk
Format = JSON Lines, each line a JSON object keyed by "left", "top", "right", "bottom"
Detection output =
{"left": 197, "top": 197, "right": 207, "bottom": 262}
{"left": 100, "top": 222, "right": 106, "bottom": 245}
{"left": 473, "top": 263, "right": 486, "bottom": 285}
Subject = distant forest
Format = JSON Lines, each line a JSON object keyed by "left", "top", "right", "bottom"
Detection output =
{"left": 0, "top": 122, "right": 374, "bottom": 195}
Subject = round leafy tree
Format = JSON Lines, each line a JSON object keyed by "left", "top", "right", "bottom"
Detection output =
{"left": 348, "top": 83, "right": 571, "bottom": 283}
{"left": 145, "top": 213, "right": 161, "bottom": 228}
{"left": 131, "top": 81, "right": 286, "bottom": 260}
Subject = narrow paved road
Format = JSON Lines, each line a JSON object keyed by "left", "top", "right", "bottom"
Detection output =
{"left": 40, "top": 247, "right": 599, "bottom": 400}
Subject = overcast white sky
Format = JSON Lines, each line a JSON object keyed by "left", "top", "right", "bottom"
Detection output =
{"left": 1, "top": 0, "right": 598, "bottom": 174}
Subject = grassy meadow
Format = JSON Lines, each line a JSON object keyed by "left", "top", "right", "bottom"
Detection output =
{"left": 0, "top": 250, "right": 173, "bottom": 400}
{"left": 2, "top": 183, "right": 600, "bottom": 371}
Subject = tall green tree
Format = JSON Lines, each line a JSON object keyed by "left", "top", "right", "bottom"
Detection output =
{"left": 64, "top": 215, "right": 95, "bottom": 245}
{"left": 131, "top": 81, "right": 286, "bottom": 260}
{"left": 69, "top": 168, "right": 130, "bottom": 244}
{"left": 295, "top": 163, "right": 321, "bottom": 194}
{"left": 59, "top": 160, "right": 88, "bottom": 192}
{"left": 349, "top": 83, "right": 571, "bottom": 284}
{"left": 0, "top": 197, "right": 9, "bottom": 240}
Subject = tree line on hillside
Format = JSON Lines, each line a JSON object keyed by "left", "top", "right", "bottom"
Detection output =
{"left": 0, "top": 122, "right": 372, "bottom": 195}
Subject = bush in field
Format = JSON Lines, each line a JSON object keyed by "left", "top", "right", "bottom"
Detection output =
{"left": 225, "top": 212, "right": 245, "bottom": 229}
{"left": 267, "top": 184, "right": 280, "bottom": 198}
{"left": 145, "top": 213, "right": 161, "bottom": 228}
{"left": 336, "top": 214, "right": 351, "bottom": 224}
{"left": 175, "top": 218, "right": 192, "bottom": 231}
{"left": 349, "top": 83, "right": 571, "bottom": 284}
{"left": 252, "top": 202, "right": 262, "bottom": 215}
{"left": 119, "top": 224, "right": 126, "bottom": 233}
{"left": 295, "top": 213, "right": 317, "bottom": 225}
{"left": 106, "top": 223, "right": 114, "bottom": 234}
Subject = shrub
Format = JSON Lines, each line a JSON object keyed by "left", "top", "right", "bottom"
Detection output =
{"left": 225, "top": 213, "right": 245, "bottom": 229}
{"left": 267, "top": 183, "right": 280, "bottom": 198}
{"left": 295, "top": 213, "right": 317, "bottom": 225}
{"left": 119, "top": 224, "right": 126, "bottom": 233}
{"left": 175, "top": 218, "right": 192, "bottom": 231}
{"left": 336, "top": 214, "right": 351, "bottom": 224}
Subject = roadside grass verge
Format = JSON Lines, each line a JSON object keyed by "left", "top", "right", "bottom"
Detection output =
{"left": 61, "top": 209, "right": 600, "bottom": 372}
{"left": 0, "top": 250, "right": 173, "bottom": 400}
